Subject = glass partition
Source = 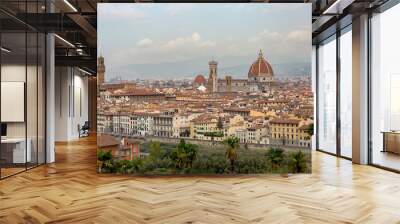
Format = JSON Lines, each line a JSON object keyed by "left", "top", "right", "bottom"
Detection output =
{"left": 317, "top": 35, "right": 337, "bottom": 154}
{"left": 0, "top": 2, "right": 46, "bottom": 179}
{"left": 1, "top": 31, "right": 28, "bottom": 177}
{"left": 339, "top": 27, "right": 352, "bottom": 158}
{"left": 371, "top": 3, "right": 400, "bottom": 171}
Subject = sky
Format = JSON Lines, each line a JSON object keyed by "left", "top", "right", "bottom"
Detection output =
{"left": 98, "top": 3, "right": 311, "bottom": 80}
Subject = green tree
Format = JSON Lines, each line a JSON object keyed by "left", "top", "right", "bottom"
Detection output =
{"left": 217, "top": 117, "right": 224, "bottom": 130}
{"left": 265, "top": 148, "right": 285, "bottom": 170}
{"left": 171, "top": 139, "right": 198, "bottom": 169}
{"left": 305, "top": 123, "right": 314, "bottom": 140}
{"left": 97, "top": 149, "right": 113, "bottom": 173}
{"left": 287, "top": 150, "right": 308, "bottom": 173}
{"left": 149, "top": 141, "right": 165, "bottom": 161}
{"left": 223, "top": 136, "right": 240, "bottom": 173}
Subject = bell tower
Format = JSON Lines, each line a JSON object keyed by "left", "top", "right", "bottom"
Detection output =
{"left": 97, "top": 55, "right": 105, "bottom": 86}
{"left": 207, "top": 59, "right": 218, "bottom": 93}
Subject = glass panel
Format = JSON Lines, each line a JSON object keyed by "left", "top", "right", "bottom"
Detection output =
{"left": 26, "top": 0, "right": 39, "bottom": 170}
{"left": 37, "top": 0, "right": 46, "bottom": 164}
{"left": 312, "top": 45, "right": 317, "bottom": 150}
{"left": 317, "top": 36, "right": 337, "bottom": 154}
{"left": 340, "top": 28, "right": 352, "bottom": 158}
{"left": 38, "top": 32, "right": 45, "bottom": 165}
{"left": 371, "top": 4, "right": 400, "bottom": 171}
{"left": 27, "top": 30, "right": 38, "bottom": 169}
{"left": 1, "top": 31, "right": 27, "bottom": 177}
{"left": 0, "top": 1, "right": 46, "bottom": 178}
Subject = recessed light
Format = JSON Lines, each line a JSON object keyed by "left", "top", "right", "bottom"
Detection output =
{"left": 1, "top": 47, "right": 11, "bottom": 53}
{"left": 63, "top": 0, "right": 78, "bottom": 12}
{"left": 78, "top": 67, "right": 93, "bottom": 76}
{"left": 54, "top": 34, "right": 75, "bottom": 48}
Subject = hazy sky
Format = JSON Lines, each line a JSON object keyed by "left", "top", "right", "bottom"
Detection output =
{"left": 98, "top": 3, "right": 311, "bottom": 80}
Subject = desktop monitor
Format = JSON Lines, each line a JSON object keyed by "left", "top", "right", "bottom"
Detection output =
{"left": 1, "top": 123, "right": 7, "bottom": 137}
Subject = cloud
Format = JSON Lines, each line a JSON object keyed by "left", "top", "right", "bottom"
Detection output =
{"left": 107, "top": 32, "right": 218, "bottom": 66}
{"left": 136, "top": 38, "right": 153, "bottom": 47}
{"left": 163, "top": 32, "right": 215, "bottom": 49}
{"left": 98, "top": 4, "right": 146, "bottom": 20}
{"left": 244, "top": 28, "right": 310, "bottom": 64}
{"left": 262, "top": 3, "right": 309, "bottom": 13}
{"left": 248, "top": 30, "right": 282, "bottom": 42}
{"left": 249, "top": 29, "right": 309, "bottom": 44}
{"left": 165, "top": 4, "right": 195, "bottom": 15}
{"left": 287, "top": 29, "right": 309, "bottom": 41}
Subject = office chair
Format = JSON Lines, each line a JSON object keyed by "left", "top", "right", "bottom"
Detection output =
{"left": 79, "top": 121, "right": 90, "bottom": 138}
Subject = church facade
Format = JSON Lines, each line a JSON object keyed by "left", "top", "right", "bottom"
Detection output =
{"left": 206, "top": 50, "right": 274, "bottom": 93}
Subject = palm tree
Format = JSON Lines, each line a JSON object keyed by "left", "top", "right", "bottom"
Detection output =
{"left": 172, "top": 139, "right": 198, "bottom": 169}
{"left": 305, "top": 123, "right": 314, "bottom": 140}
{"left": 265, "top": 148, "right": 285, "bottom": 171}
{"left": 223, "top": 136, "right": 240, "bottom": 173}
{"left": 287, "top": 150, "right": 308, "bottom": 173}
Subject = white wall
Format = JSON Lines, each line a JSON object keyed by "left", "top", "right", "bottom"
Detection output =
{"left": 1, "top": 63, "right": 46, "bottom": 164}
{"left": 55, "top": 67, "right": 89, "bottom": 141}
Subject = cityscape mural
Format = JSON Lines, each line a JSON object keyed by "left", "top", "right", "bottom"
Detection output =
{"left": 97, "top": 3, "right": 313, "bottom": 174}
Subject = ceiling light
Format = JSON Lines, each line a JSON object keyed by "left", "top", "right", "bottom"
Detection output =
{"left": 78, "top": 67, "right": 93, "bottom": 76}
{"left": 323, "top": 0, "right": 355, "bottom": 15}
{"left": 1, "top": 47, "right": 11, "bottom": 53}
{"left": 54, "top": 34, "right": 75, "bottom": 48}
{"left": 63, "top": 0, "right": 78, "bottom": 12}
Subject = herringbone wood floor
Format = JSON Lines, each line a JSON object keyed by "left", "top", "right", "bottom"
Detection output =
{"left": 0, "top": 136, "right": 400, "bottom": 224}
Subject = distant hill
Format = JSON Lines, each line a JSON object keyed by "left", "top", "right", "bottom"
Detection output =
{"left": 205, "top": 62, "right": 311, "bottom": 79}
{"left": 110, "top": 60, "right": 310, "bottom": 80}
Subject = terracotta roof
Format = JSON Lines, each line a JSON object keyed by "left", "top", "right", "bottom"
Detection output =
{"left": 269, "top": 118, "right": 301, "bottom": 125}
{"left": 223, "top": 107, "right": 250, "bottom": 112}
{"left": 111, "top": 88, "right": 164, "bottom": 97}
{"left": 97, "top": 134, "right": 119, "bottom": 148}
{"left": 248, "top": 49, "right": 274, "bottom": 78}
{"left": 192, "top": 114, "right": 218, "bottom": 124}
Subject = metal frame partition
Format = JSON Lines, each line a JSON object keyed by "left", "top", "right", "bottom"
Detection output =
{"left": 314, "top": 16, "right": 353, "bottom": 161}
{"left": 367, "top": 0, "right": 400, "bottom": 173}
{"left": 315, "top": 0, "right": 400, "bottom": 172}
{"left": 0, "top": 0, "right": 48, "bottom": 180}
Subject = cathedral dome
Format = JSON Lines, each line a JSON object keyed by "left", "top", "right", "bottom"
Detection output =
{"left": 248, "top": 50, "right": 274, "bottom": 78}
{"left": 194, "top": 74, "right": 206, "bottom": 85}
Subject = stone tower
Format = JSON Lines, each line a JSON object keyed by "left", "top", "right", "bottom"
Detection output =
{"left": 225, "top": 76, "right": 232, "bottom": 92}
{"left": 207, "top": 59, "right": 218, "bottom": 93}
{"left": 97, "top": 56, "right": 105, "bottom": 86}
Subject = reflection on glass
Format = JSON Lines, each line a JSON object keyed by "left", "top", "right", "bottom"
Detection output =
{"left": 340, "top": 29, "right": 352, "bottom": 158}
{"left": 371, "top": 3, "right": 400, "bottom": 171}
{"left": 318, "top": 36, "right": 337, "bottom": 154}
{"left": 27, "top": 31, "right": 38, "bottom": 169}
{"left": 38, "top": 33, "right": 46, "bottom": 165}
{"left": 1, "top": 32, "right": 27, "bottom": 177}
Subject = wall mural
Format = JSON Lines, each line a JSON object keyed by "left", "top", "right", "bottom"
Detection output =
{"left": 97, "top": 3, "right": 313, "bottom": 175}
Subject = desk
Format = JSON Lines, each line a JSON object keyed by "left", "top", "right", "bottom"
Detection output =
{"left": 382, "top": 131, "right": 400, "bottom": 154}
{"left": 1, "top": 138, "right": 31, "bottom": 164}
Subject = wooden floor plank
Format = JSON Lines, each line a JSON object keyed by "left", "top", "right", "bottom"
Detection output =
{"left": 0, "top": 135, "right": 399, "bottom": 223}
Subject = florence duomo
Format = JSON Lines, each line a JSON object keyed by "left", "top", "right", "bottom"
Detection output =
{"left": 194, "top": 49, "right": 275, "bottom": 93}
